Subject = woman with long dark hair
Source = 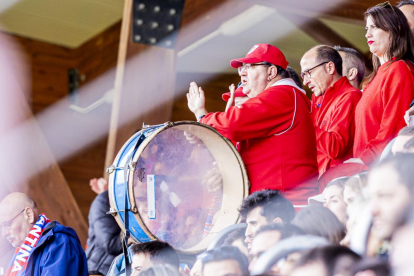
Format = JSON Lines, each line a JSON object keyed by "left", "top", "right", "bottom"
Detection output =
{"left": 348, "top": 2, "right": 414, "bottom": 166}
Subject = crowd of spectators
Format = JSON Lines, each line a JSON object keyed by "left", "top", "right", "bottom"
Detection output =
{"left": 1, "top": 1, "right": 414, "bottom": 276}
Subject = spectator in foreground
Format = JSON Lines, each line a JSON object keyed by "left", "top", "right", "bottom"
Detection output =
{"left": 0, "top": 192, "right": 88, "bottom": 276}
{"left": 238, "top": 190, "right": 295, "bottom": 251}
{"left": 130, "top": 241, "right": 180, "bottom": 276}
{"left": 290, "top": 245, "right": 360, "bottom": 276}
{"left": 368, "top": 154, "right": 414, "bottom": 243}
{"left": 322, "top": 177, "right": 348, "bottom": 225}
{"left": 308, "top": 177, "right": 349, "bottom": 225}
{"left": 249, "top": 223, "right": 305, "bottom": 274}
{"left": 292, "top": 206, "right": 346, "bottom": 245}
{"left": 343, "top": 172, "right": 368, "bottom": 206}
{"left": 223, "top": 228, "right": 249, "bottom": 258}
{"left": 351, "top": 259, "right": 390, "bottom": 276}
{"left": 202, "top": 246, "right": 249, "bottom": 276}
{"left": 392, "top": 126, "right": 414, "bottom": 155}
{"left": 136, "top": 264, "right": 181, "bottom": 276}
{"left": 391, "top": 205, "right": 414, "bottom": 276}
{"left": 403, "top": 136, "right": 414, "bottom": 153}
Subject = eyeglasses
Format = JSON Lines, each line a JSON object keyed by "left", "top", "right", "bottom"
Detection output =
{"left": 376, "top": 1, "right": 396, "bottom": 12}
{"left": 238, "top": 62, "right": 271, "bottom": 74}
{"left": 1, "top": 209, "right": 25, "bottom": 230}
{"left": 300, "top": 61, "right": 329, "bottom": 79}
{"left": 376, "top": 1, "right": 391, "bottom": 8}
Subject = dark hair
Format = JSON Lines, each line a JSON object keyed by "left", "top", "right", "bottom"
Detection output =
{"left": 351, "top": 259, "right": 390, "bottom": 276}
{"left": 239, "top": 190, "right": 295, "bottom": 223}
{"left": 201, "top": 246, "right": 249, "bottom": 275}
{"left": 315, "top": 45, "right": 343, "bottom": 76}
{"left": 276, "top": 65, "right": 290, "bottom": 78}
{"left": 398, "top": 126, "right": 414, "bottom": 136}
{"left": 286, "top": 66, "right": 303, "bottom": 88}
{"left": 294, "top": 245, "right": 360, "bottom": 276}
{"left": 364, "top": 4, "right": 414, "bottom": 85}
{"left": 373, "top": 153, "right": 414, "bottom": 194}
{"left": 292, "top": 206, "right": 346, "bottom": 244}
{"left": 256, "top": 223, "right": 305, "bottom": 239}
{"left": 404, "top": 136, "right": 414, "bottom": 150}
{"left": 130, "top": 241, "right": 180, "bottom": 268}
{"left": 333, "top": 46, "right": 366, "bottom": 86}
{"left": 223, "top": 228, "right": 246, "bottom": 246}
{"left": 397, "top": 0, "right": 414, "bottom": 8}
{"left": 137, "top": 264, "right": 182, "bottom": 276}
{"left": 264, "top": 62, "right": 290, "bottom": 79}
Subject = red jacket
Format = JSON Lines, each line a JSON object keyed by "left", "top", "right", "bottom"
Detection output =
{"left": 311, "top": 77, "right": 362, "bottom": 176}
{"left": 200, "top": 80, "right": 319, "bottom": 204}
{"left": 354, "top": 60, "right": 414, "bottom": 165}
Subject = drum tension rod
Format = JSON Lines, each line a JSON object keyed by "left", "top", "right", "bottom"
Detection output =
{"left": 106, "top": 165, "right": 125, "bottom": 174}
{"left": 107, "top": 163, "right": 136, "bottom": 174}
{"left": 107, "top": 207, "right": 135, "bottom": 216}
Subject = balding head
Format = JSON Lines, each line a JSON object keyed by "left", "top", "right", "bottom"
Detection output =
{"left": 300, "top": 45, "right": 343, "bottom": 97}
{"left": 0, "top": 193, "right": 39, "bottom": 247}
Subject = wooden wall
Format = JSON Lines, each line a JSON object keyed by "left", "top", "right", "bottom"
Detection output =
{"left": 4, "top": 22, "right": 121, "bottom": 221}
{"left": 3, "top": 21, "right": 240, "bottom": 224}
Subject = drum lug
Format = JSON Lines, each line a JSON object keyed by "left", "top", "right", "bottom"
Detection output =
{"left": 164, "top": 121, "right": 173, "bottom": 127}
{"left": 106, "top": 165, "right": 115, "bottom": 174}
{"left": 106, "top": 207, "right": 119, "bottom": 217}
{"left": 128, "top": 162, "right": 136, "bottom": 171}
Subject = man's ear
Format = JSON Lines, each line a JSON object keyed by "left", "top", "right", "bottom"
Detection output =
{"left": 347, "top": 68, "right": 358, "bottom": 81}
{"left": 24, "top": 208, "right": 36, "bottom": 224}
{"left": 269, "top": 66, "right": 278, "bottom": 79}
{"left": 272, "top": 217, "right": 283, "bottom": 224}
{"left": 327, "top": 62, "right": 336, "bottom": 75}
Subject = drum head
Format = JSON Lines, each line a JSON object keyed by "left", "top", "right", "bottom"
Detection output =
{"left": 108, "top": 121, "right": 249, "bottom": 254}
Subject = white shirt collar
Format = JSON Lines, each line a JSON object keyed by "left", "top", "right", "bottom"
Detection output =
{"left": 271, "top": 78, "right": 306, "bottom": 95}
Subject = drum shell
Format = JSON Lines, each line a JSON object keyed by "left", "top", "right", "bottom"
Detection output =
{"left": 108, "top": 121, "right": 249, "bottom": 255}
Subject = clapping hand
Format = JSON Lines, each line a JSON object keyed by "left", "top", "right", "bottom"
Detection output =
{"left": 187, "top": 82, "right": 208, "bottom": 119}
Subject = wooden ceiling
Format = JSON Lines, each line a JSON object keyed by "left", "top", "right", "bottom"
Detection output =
{"left": 0, "top": 0, "right": 123, "bottom": 48}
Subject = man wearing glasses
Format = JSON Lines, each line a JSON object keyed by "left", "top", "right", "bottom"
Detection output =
{"left": 300, "top": 45, "right": 362, "bottom": 178}
{"left": 0, "top": 192, "right": 87, "bottom": 276}
{"left": 187, "top": 44, "right": 318, "bottom": 205}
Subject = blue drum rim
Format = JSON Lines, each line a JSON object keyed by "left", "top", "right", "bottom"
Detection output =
{"left": 109, "top": 121, "right": 250, "bottom": 254}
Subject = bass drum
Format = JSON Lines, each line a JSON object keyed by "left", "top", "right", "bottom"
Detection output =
{"left": 108, "top": 121, "right": 249, "bottom": 255}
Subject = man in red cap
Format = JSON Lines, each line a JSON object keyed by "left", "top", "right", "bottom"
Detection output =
{"left": 187, "top": 44, "right": 318, "bottom": 205}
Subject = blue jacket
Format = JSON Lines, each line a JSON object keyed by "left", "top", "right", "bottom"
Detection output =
{"left": 25, "top": 221, "right": 88, "bottom": 276}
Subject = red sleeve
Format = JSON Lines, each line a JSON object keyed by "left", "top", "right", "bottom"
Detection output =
{"left": 200, "top": 87, "right": 297, "bottom": 142}
{"left": 315, "top": 91, "right": 361, "bottom": 159}
{"left": 359, "top": 62, "right": 414, "bottom": 165}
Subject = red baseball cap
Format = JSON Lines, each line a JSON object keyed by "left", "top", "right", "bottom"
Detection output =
{"left": 230, "top": 44, "right": 289, "bottom": 69}
{"left": 222, "top": 86, "right": 245, "bottom": 102}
